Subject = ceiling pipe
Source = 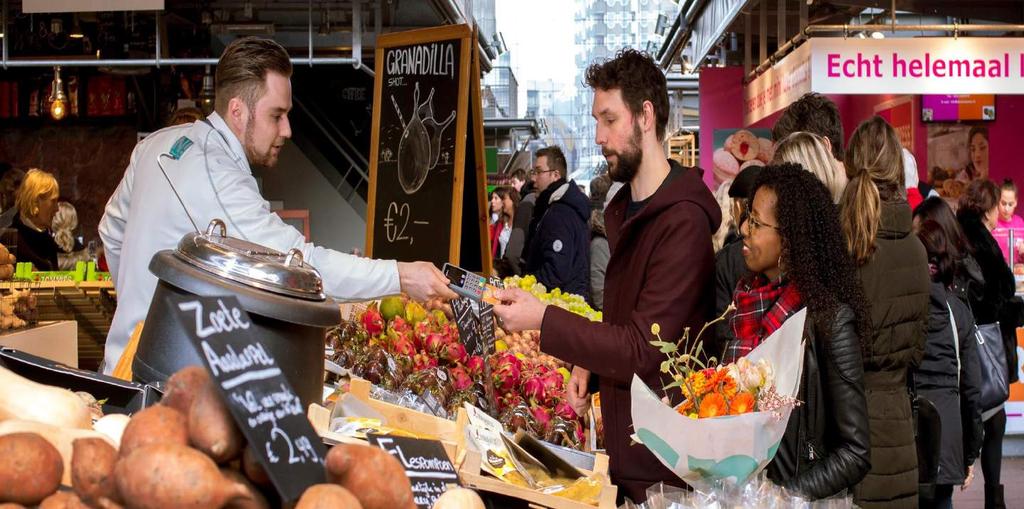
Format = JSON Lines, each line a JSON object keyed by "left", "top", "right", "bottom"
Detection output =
{"left": 2, "top": 2, "right": 362, "bottom": 70}
{"left": 744, "top": 22, "right": 1024, "bottom": 83}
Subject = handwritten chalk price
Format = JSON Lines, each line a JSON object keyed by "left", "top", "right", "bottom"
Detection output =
{"left": 385, "top": 201, "right": 413, "bottom": 245}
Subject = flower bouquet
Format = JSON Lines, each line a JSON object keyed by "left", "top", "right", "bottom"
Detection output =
{"left": 630, "top": 307, "right": 807, "bottom": 491}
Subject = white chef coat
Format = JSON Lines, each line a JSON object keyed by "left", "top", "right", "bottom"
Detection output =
{"left": 98, "top": 112, "right": 400, "bottom": 373}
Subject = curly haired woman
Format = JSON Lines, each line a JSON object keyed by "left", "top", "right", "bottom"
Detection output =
{"left": 729, "top": 162, "right": 871, "bottom": 499}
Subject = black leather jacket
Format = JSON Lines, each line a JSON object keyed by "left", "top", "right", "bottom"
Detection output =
{"left": 767, "top": 305, "right": 871, "bottom": 499}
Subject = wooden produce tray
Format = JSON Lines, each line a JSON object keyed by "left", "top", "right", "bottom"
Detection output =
{"left": 309, "top": 378, "right": 467, "bottom": 462}
{"left": 349, "top": 377, "right": 467, "bottom": 452}
{"left": 458, "top": 449, "right": 618, "bottom": 509}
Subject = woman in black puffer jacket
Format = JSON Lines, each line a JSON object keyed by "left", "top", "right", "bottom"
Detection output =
{"left": 957, "top": 179, "right": 1021, "bottom": 509}
{"left": 914, "top": 220, "right": 985, "bottom": 508}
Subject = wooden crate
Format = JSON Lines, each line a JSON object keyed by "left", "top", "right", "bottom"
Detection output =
{"left": 349, "top": 377, "right": 467, "bottom": 447}
{"left": 310, "top": 378, "right": 467, "bottom": 462}
{"left": 459, "top": 449, "right": 618, "bottom": 509}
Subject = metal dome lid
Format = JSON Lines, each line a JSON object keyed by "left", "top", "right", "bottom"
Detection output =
{"left": 174, "top": 219, "right": 326, "bottom": 301}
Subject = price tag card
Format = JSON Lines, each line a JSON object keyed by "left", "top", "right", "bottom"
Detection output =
{"left": 170, "top": 294, "right": 327, "bottom": 503}
{"left": 366, "top": 433, "right": 459, "bottom": 509}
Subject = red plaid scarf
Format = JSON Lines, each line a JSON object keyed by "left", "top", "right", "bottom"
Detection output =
{"left": 727, "top": 274, "right": 804, "bottom": 361}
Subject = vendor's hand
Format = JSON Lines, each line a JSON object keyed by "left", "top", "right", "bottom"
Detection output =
{"left": 568, "top": 366, "right": 591, "bottom": 417}
{"left": 397, "top": 262, "right": 458, "bottom": 302}
{"left": 962, "top": 465, "right": 975, "bottom": 490}
{"left": 492, "top": 287, "right": 547, "bottom": 331}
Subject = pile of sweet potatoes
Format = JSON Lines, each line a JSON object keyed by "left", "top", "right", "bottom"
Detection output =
{"left": 0, "top": 365, "right": 420, "bottom": 509}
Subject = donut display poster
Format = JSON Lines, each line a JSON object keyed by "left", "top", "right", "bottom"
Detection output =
{"left": 711, "top": 128, "right": 773, "bottom": 190}
{"left": 926, "top": 123, "right": 990, "bottom": 202}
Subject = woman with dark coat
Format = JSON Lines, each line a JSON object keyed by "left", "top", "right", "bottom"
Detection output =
{"left": 729, "top": 163, "right": 871, "bottom": 499}
{"left": 914, "top": 220, "right": 985, "bottom": 508}
{"left": 957, "top": 179, "right": 1020, "bottom": 509}
{"left": 840, "top": 117, "right": 931, "bottom": 508}
{"left": 12, "top": 168, "right": 60, "bottom": 271}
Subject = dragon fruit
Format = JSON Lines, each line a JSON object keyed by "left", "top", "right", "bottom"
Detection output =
{"left": 389, "top": 315, "right": 410, "bottom": 334}
{"left": 424, "top": 333, "right": 447, "bottom": 356}
{"left": 390, "top": 333, "right": 416, "bottom": 357}
{"left": 530, "top": 405, "right": 553, "bottom": 435}
{"left": 540, "top": 370, "right": 564, "bottom": 404}
{"left": 490, "top": 353, "right": 522, "bottom": 393}
{"left": 449, "top": 366, "right": 473, "bottom": 391}
{"left": 465, "top": 355, "right": 485, "bottom": 377}
{"left": 412, "top": 351, "right": 438, "bottom": 371}
{"left": 553, "top": 400, "right": 578, "bottom": 420}
{"left": 522, "top": 376, "right": 546, "bottom": 403}
{"left": 412, "top": 320, "right": 432, "bottom": 349}
{"left": 360, "top": 304, "right": 385, "bottom": 337}
{"left": 440, "top": 342, "right": 468, "bottom": 365}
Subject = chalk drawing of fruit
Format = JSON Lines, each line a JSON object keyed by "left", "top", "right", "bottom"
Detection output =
{"left": 390, "top": 83, "right": 457, "bottom": 194}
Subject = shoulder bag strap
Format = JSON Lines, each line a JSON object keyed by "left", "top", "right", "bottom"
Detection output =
{"left": 946, "top": 301, "right": 961, "bottom": 384}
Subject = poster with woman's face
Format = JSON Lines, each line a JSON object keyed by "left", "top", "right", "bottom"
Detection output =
{"left": 926, "top": 124, "right": 990, "bottom": 200}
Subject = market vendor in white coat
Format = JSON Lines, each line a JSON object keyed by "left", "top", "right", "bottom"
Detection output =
{"left": 98, "top": 37, "right": 456, "bottom": 374}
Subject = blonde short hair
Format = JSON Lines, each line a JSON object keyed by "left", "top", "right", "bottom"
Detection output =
{"left": 15, "top": 168, "right": 58, "bottom": 218}
{"left": 772, "top": 131, "right": 847, "bottom": 204}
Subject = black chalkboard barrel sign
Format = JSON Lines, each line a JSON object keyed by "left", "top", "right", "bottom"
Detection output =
{"left": 366, "top": 24, "right": 491, "bottom": 275}
{"left": 170, "top": 294, "right": 327, "bottom": 504}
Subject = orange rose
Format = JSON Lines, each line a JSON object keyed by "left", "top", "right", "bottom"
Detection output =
{"left": 729, "top": 391, "right": 756, "bottom": 415}
{"left": 698, "top": 393, "right": 728, "bottom": 418}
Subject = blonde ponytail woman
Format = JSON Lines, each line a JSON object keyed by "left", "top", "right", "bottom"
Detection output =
{"left": 840, "top": 116, "right": 930, "bottom": 508}
{"left": 772, "top": 131, "right": 847, "bottom": 204}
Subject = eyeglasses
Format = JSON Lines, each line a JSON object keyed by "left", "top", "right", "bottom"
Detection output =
{"left": 528, "top": 169, "right": 557, "bottom": 177}
{"left": 746, "top": 212, "right": 779, "bottom": 232}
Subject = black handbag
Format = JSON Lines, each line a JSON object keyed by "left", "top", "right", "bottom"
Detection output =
{"left": 975, "top": 322, "right": 1010, "bottom": 411}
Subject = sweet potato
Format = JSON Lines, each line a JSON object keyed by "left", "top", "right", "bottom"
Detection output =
{"left": 0, "top": 433, "right": 63, "bottom": 505}
{"left": 295, "top": 484, "right": 363, "bottom": 509}
{"left": 38, "top": 492, "right": 89, "bottom": 509}
{"left": 0, "top": 420, "right": 114, "bottom": 487}
{"left": 118, "top": 405, "right": 187, "bottom": 458}
{"left": 221, "top": 469, "right": 269, "bottom": 509}
{"left": 242, "top": 446, "right": 271, "bottom": 487}
{"left": 325, "top": 443, "right": 415, "bottom": 509}
{"left": 0, "top": 503, "right": 26, "bottom": 509}
{"left": 188, "top": 384, "right": 243, "bottom": 463}
{"left": 161, "top": 366, "right": 211, "bottom": 414}
{"left": 114, "top": 443, "right": 250, "bottom": 509}
{"left": 71, "top": 438, "right": 120, "bottom": 506}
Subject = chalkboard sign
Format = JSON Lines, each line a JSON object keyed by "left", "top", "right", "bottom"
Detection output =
{"left": 366, "top": 433, "right": 459, "bottom": 509}
{"left": 366, "top": 24, "right": 492, "bottom": 275}
{"left": 169, "top": 294, "right": 327, "bottom": 503}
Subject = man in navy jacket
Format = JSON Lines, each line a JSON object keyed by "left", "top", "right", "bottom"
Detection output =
{"left": 524, "top": 145, "right": 591, "bottom": 300}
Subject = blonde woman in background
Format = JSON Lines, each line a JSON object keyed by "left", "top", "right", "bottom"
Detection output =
{"left": 772, "top": 131, "right": 847, "bottom": 203}
{"left": 13, "top": 168, "right": 60, "bottom": 271}
{"left": 52, "top": 201, "right": 93, "bottom": 270}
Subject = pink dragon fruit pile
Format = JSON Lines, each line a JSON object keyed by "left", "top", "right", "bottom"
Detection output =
{"left": 327, "top": 296, "right": 586, "bottom": 448}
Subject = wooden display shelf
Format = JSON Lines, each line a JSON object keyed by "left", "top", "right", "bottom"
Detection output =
{"left": 459, "top": 449, "right": 617, "bottom": 509}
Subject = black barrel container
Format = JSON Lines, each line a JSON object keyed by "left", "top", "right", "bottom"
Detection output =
{"left": 132, "top": 220, "right": 338, "bottom": 406}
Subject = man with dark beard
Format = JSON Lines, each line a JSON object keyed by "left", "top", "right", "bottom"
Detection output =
{"left": 523, "top": 145, "right": 591, "bottom": 299}
{"left": 98, "top": 37, "right": 455, "bottom": 373}
{"left": 493, "top": 49, "right": 720, "bottom": 502}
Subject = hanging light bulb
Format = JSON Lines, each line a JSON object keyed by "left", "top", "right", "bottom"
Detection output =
{"left": 199, "top": 65, "right": 216, "bottom": 115}
{"left": 49, "top": 66, "right": 67, "bottom": 121}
